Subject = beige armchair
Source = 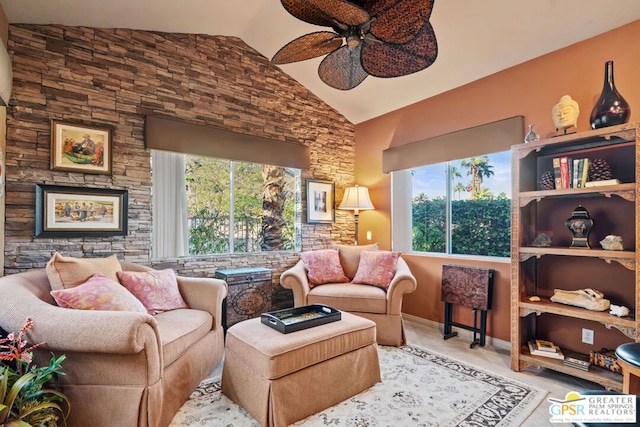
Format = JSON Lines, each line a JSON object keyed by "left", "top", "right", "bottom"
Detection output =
{"left": 280, "top": 245, "right": 417, "bottom": 346}
{"left": 0, "top": 260, "right": 227, "bottom": 427}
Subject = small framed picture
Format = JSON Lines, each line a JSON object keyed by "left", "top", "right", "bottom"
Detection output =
{"left": 306, "top": 179, "right": 335, "bottom": 223}
{"left": 50, "top": 120, "right": 112, "bottom": 175}
{"left": 35, "top": 184, "right": 128, "bottom": 237}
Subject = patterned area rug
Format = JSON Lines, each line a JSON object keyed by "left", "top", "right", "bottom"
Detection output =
{"left": 170, "top": 344, "right": 547, "bottom": 426}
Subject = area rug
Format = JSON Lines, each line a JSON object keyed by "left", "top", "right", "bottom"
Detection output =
{"left": 170, "top": 344, "right": 547, "bottom": 426}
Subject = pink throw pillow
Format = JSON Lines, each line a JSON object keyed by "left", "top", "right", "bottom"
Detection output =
{"left": 117, "top": 269, "right": 189, "bottom": 315}
{"left": 50, "top": 273, "right": 147, "bottom": 313}
{"left": 300, "top": 249, "right": 349, "bottom": 288}
{"left": 351, "top": 251, "right": 401, "bottom": 290}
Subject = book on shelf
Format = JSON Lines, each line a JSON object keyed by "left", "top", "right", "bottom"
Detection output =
{"left": 580, "top": 158, "right": 589, "bottom": 188}
{"left": 552, "top": 157, "right": 592, "bottom": 189}
{"left": 573, "top": 159, "right": 581, "bottom": 188}
{"left": 563, "top": 356, "right": 591, "bottom": 372}
{"left": 568, "top": 157, "right": 573, "bottom": 188}
{"left": 535, "top": 339, "right": 557, "bottom": 353}
{"left": 574, "top": 158, "right": 588, "bottom": 188}
{"left": 584, "top": 179, "right": 621, "bottom": 188}
{"left": 528, "top": 341, "right": 565, "bottom": 360}
{"left": 552, "top": 157, "right": 562, "bottom": 189}
{"left": 560, "top": 157, "right": 570, "bottom": 189}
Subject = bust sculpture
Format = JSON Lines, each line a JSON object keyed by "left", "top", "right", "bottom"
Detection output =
{"left": 552, "top": 95, "right": 580, "bottom": 133}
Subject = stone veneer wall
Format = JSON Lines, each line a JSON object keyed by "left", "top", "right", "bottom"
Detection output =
{"left": 5, "top": 25, "right": 355, "bottom": 304}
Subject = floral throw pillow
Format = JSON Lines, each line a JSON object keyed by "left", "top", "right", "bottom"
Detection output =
{"left": 50, "top": 273, "right": 147, "bottom": 313}
{"left": 300, "top": 249, "right": 349, "bottom": 288}
{"left": 352, "top": 250, "right": 401, "bottom": 290}
{"left": 117, "top": 269, "right": 189, "bottom": 315}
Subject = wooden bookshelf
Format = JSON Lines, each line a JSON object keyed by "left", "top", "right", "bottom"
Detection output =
{"left": 510, "top": 122, "right": 640, "bottom": 390}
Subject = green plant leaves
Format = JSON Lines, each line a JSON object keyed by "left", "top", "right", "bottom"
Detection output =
{"left": 1, "top": 321, "right": 69, "bottom": 427}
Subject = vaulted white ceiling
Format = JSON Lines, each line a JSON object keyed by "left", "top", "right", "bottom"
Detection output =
{"left": 2, "top": 0, "right": 640, "bottom": 124}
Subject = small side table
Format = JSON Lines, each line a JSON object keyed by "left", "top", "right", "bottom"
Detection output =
{"left": 441, "top": 264, "right": 494, "bottom": 348}
{"left": 215, "top": 267, "right": 272, "bottom": 331}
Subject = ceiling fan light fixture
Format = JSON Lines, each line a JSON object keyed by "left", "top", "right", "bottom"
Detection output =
{"left": 345, "top": 27, "right": 362, "bottom": 47}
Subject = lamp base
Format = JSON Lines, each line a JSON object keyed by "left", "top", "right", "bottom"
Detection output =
{"left": 354, "top": 213, "right": 360, "bottom": 246}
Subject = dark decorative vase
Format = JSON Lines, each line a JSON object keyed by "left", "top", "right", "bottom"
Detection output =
{"left": 590, "top": 60, "right": 630, "bottom": 129}
{"left": 566, "top": 205, "right": 594, "bottom": 248}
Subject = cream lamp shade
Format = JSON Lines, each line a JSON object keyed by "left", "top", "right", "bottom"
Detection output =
{"left": 339, "top": 185, "right": 374, "bottom": 245}
{"left": 339, "top": 185, "right": 374, "bottom": 212}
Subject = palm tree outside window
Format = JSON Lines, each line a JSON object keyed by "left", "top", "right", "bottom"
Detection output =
{"left": 411, "top": 151, "right": 511, "bottom": 257}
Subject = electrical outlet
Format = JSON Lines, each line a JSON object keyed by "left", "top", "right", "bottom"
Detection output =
{"left": 582, "top": 328, "right": 594, "bottom": 345}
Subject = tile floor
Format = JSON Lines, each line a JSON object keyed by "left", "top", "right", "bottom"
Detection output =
{"left": 403, "top": 315, "right": 605, "bottom": 426}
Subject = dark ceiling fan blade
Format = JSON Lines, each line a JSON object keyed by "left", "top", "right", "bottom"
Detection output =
{"left": 318, "top": 44, "right": 368, "bottom": 90}
{"left": 354, "top": 0, "right": 434, "bottom": 44}
{"left": 361, "top": 22, "right": 438, "bottom": 78}
{"left": 272, "top": 32, "right": 343, "bottom": 64}
{"left": 281, "top": 0, "right": 369, "bottom": 28}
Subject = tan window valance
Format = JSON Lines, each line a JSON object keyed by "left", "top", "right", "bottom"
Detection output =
{"left": 382, "top": 116, "right": 524, "bottom": 173}
{"left": 145, "top": 116, "right": 310, "bottom": 169}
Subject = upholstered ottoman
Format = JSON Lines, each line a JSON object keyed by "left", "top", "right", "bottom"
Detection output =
{"left": 221, "top": 311, "right": 380, "bottom": 427}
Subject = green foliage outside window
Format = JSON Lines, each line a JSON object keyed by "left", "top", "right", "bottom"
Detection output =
{"left": 412, "top": 196, "right": 511, "bottom": 257}
{"left": 451, "top": 198, "right": 511, "bottom": 257}
{"left": 412, "top": 195, "right": 446, "bottom": 253}
{"left": 186, "top": 157, "right": 231, "bottom": 255}
{"left": 185, "top": 156, "right": 297, "bottom": 255}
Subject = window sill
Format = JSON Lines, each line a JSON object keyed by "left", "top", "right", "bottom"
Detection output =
{"left": 406, "top": 252, "right": 510, "bottom": 264}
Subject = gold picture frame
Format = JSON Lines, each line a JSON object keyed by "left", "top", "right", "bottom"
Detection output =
{"left": 50, "top": 120, "right": 112, "bottom": 175}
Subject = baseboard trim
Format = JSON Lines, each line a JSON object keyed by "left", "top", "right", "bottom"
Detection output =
{"left": 402, "top": 313, "right": 511, "bottom": 352}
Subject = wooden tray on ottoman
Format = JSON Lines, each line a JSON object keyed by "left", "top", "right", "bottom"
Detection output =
{"left": 261, "top": 304, "right": 341, "bottom": 333}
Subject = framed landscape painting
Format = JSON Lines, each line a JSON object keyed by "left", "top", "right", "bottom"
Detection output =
{"left": 50, "top": 120, "right": 112, "bottom": 175}
{"left": 306, "top": 179, "right": 335, "bottom": 223}
{"left": 35, "top": 184, "right": 128, "bottom": 237}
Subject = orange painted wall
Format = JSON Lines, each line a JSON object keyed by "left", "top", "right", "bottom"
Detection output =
{"left": 402, "top": 255, "right": 511, "bottom": 341}
{"left": 356, "top": 20, "right": 640, "bottom": 339}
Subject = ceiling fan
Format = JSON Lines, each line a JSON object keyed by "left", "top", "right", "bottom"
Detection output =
{"left": 271, "top": 0, "right": 438, "bottom": 90}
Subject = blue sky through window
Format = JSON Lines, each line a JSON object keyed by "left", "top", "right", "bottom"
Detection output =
{"left": 411, "top": 151, "right": 511, "bottom": 200}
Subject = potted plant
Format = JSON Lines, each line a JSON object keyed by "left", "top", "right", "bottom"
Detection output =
{"left": 0, "top": 318, "right": 70, "bottom": 426}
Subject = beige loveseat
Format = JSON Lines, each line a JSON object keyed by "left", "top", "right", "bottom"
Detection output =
{"left": 280, "top": 244, "right": 417, "bottom": 346}
{"left": 0, "top": 259, "right": 227, "bottom": 427}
